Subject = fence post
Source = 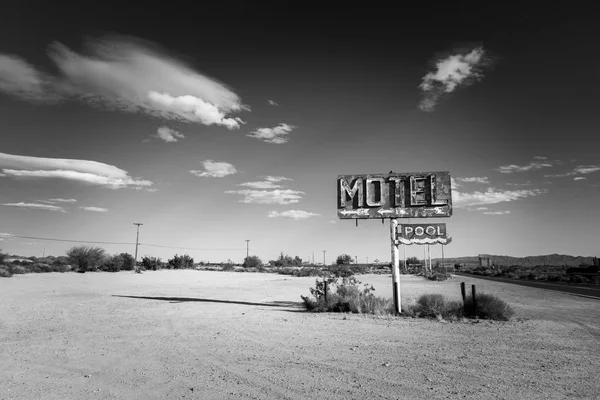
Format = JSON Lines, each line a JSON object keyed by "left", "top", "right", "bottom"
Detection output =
{"left": 460, "top": 282, "right": 466, "bottom": 304}
{"left": 472, "top": 284, "right": 477, "bottom": 317}
{"left": 324, "top": 281, "right": 328, "bottom": 304}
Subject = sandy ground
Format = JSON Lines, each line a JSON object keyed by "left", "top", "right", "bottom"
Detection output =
{"left": 1, "top": 271, "right": 599, "bottom": 400}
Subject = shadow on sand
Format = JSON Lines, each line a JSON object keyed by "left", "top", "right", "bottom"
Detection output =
{"left": 112, "top": 295, "right": 302, "bottom": 309}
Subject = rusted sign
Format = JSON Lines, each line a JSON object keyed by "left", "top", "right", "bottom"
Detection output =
{"left": 396, "top": 223, "right": 450, "bottom": 244}
{"left": 337, "top": 172, "right": 452, "bottom": 219}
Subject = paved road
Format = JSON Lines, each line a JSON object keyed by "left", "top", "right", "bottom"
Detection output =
{"left": 454, "top": 272, "right": 600, "bottom": 299}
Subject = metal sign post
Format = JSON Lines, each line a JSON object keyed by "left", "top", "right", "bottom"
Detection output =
{"left": 390, "top": 219, "right": 401, "bottom": 314}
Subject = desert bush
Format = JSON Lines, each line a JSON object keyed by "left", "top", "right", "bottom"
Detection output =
{"left": 9, "top": 265, "right": 28, "bottom": 274}
{"left": 167, "top": 254, "right": 194, "bottom": 269}
{"left": 66, "top": 246, "right": 106, "bottom": 272}
{"left": 570, "top": 274, "right": 589, "bottom": 284}
{"left": 463, "top": 293, "right": 514, "bottom": 321}
{"left": 141, "top": 256, "right": 163, "bottom": 271}
{"left": 0, "top": 265, "right": 12, "bottom": 278}
{"left": 327, "top": 264, "right": 354, "bottom": 278}
{"left": 425, "top": 272, "right": 451, "bottom": 281}
{"left": 221, "top": 262, "right": 235, "bottom": 271}
{"left": 243, "top": 255, "right": 262, "bottom": 269}
{"left": 29, "top": 263, "right": 53, "bottom": 273}
{"left": 301, "top": 276, "right": 394, "bottom": 315}
{"left": 293, "top": 267, "right": 326, "bottom": 277}
{"left": 119, "top": 253, "right": 135, "bottom": 271}
{"left": 404, "top": 294, "right": 463, "bottom": 320}
{"left": 100, "top": 254, "right": 124, "bottom": 272}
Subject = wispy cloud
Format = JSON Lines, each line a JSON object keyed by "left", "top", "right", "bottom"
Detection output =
{"left": 155, "top": 126, "right": 185, "bottom": 143}
{"left": 238, "top": 176, "right": 292, "bottom": 189}
{"left": 225, "top": 189, "right": 304, "bottom": 205}
{"left": 483, "top": 211, "right": 511, "bottom": 216}
{"left": 268, "top": 100, "right": 279, "bottom": 106}
{"left": 190, "top": 160, "right": 237, "bottom": 178}
{"left": 505, "top": 181, "right": 532, "bottom": 187}
{"left": 476, "top": 207, "right": 488, "bottom": 211}
{"left": 48, "top": 198, "right": 77, "bottom": 203}
{"left": 329, "top": 220, "right": 336, "bottom": 224}
{"left": 80, "top": 206, "right": 108, "bottom": 212}
{"left": 0, "top": 152, "right": 152, "bottom": 189}
{"left": 497, "top": 160, "right": 556, "bottom": 173}
{"left": 0, "top": 35, "right": 247, "bottom": 129}
{"left": 573, "top": 177, "right": 587, "bottom": 181}
{"left": 1, "top": 202, "right": 66, "bottom": 212}
{"left": 419, "top": 46, "right": 492, "bottom": 112}
{"left": 268, "top": 210, "right": 320, "bottom": 220}
{"left": 545, "top": 165, "right": 600, "bottom": 178}
{"left": 455, "top": 176, "right": 489, "bottom": 184}
{"left": 534, "top": 156, "right": 547, "bottom": 160}
{"left": 247, "top": 123, "right": 295, "bottom": 144}
{"left": 453, "top": 187, "right": 546, "bottom": 208}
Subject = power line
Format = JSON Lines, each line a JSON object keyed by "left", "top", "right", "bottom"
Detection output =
{"left": 139, "top": 243, "right": 246, "bottom": 251}
{"left": 3, "top": 235, "right": 135, "bottom": 245}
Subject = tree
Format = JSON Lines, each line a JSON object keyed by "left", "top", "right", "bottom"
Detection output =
{"left": 243, "top": 255, "right": 263, "bottom": 268}
{"left": 66, "top": 246, "right": 106, "bottom": 272}
{"left": 336, "top": 254, "right": 353, "bottom": 266}
{"left": 406, "top": 256, "right": 420, "bottom": 266}
{"left": 141, "top": 256, "right": 163, "bottom": 271}
{"left": 100, "top": 254, "right": 124, "bottom": 272}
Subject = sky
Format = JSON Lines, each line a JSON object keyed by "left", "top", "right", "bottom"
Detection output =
{"left": 1, "top": 3, "right": 599, "bottom": 263}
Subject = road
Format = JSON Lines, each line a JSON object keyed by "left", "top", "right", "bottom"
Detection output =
{"left": 455, "top": 272, "right": 600, "bottom": 299}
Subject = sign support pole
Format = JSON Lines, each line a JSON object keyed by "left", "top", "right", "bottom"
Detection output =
{"left": 390, "top": 219, "right": 401, "bottom": 314}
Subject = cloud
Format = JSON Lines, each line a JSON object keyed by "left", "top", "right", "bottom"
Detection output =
{"left": 1, "top": 202, "right": 66, "bottom": 212}
{"left": 0, "top": 152, "right": 153, "bottom": 189}
{"left": 268, "top": 100, "right": 279, "bottom": 106}
{"left": 453, "top": 187, "right": 546, "bottom": 208}
{"left": 497, "top": 161, "right": 555, "bottom": 173}
{"left": 190, "top": 160, "right": 237, "bottom": 178}
{"left": 329, "top": 220, "right": 336, "bottom": 224}
{"left": 455, "top": 176, "right": 489, "bottom": 184}
{"left": 155, "top": 126, "right": 185, "bottom": 142}
{"left": 80, "top": 206, "right": 108, "bottom": 212}
{"left": 0, "top": 36, "right": 247, "bottom": 129}
{"left": 0, "top": 54, "right": 56, "bottom": 101}
{"left": 48, "top": 198, "right": 77, "bottom": 203}
{"left": 505, "top": 181, "right": 532, "bottom": 187}
{"left": 476, "top": 207, "right": 488, "bottom": 211}
{"left": 247, "top": 123, "right": 295, "bottom": 144}
{"left": 268, "top": 210, "right": 320, "bottom": 220}
{"left": 225, "top": 189, "right": 304, "bottom": 205}
{"left": 419, "top": 46, "right": 491, "bottom": 111}
{"left": 544, "top": 165, "right": 600, "bottom": 178}
{"left": 0, "top": 232, "right": 14, "bottom": 237}
{"left": 573, "top": 177, "right": 587, "bottom": 181}
{"left": 238, "top": 175, "right": 292, "bottom": 189}
{"left": 534, "top": 156, "right": 547, "bottom": 160}
{"left": 483, "top": 211, "right": 511, "bottom": 215}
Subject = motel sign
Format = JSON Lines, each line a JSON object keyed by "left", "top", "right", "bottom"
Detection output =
{"left": 396, "top": 223, "right": 451, "bottom": 245}
{"left": 337, "top": 171, "right": 452, "bottom": 219}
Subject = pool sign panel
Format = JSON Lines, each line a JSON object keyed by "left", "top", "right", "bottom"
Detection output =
{"left": 396, "top": 223, "right": 451, "bottom": 245}
{"left": 337, "top": 172, "right": 452, "bottom": 219}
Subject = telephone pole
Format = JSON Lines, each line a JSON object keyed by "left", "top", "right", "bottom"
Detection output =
{"left": 323, "top": 250, "right": 326, "bottom": 266}
{"left": 245, "top": 240, "right": 250, "bottom": 259}
{"left": 133, "top": 223, "right": 143, "bottom": 273}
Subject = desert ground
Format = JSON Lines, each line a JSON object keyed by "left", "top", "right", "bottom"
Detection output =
{"left": 1, "top": 271, "right": 599, "bottom": 400}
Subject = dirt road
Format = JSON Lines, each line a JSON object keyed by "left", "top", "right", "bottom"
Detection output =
{"left": 1, "top": 271, "right": 598, "bottom": 399}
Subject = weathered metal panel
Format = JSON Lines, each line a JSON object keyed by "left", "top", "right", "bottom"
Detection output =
{"left": 396, "top": 223, "right": 448, "bottom": 245}
{"left": 337, "top": 171, "right": 452, "bottom": 219}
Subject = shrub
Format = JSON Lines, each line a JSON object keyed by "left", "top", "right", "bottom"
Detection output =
{"left": 30, "top": 263, "right": 53, "bottom": 273}
{"left": 404, "top": 294, "right": 463, "bottom": 320}
{"left": 221, "top": 263, "right": 235, "bottom": 271}
{"left": 0, "top": 266, "right": 12, "bottom": 278}
{"left": 119, "top": 253, "right": 135, "bottom": 271}
{"left": 301, "top": 277, "right": 394, "bottom": 315}
{"left": 336, "top": 254, "right": 353, "bottom": 265}
{"left": 243, "top": 255, "right": 262, "bottom": 269}
{"left": 327, "top": 264, "right": 354, "bottom": 278}
{"left": 66, "top": 246, "right": 106, "bottom": 272}
{"left": 141, "top": 256, "right": 163, "bottom": 271}
{"left": 9, "top": 265, "right": 28, "bottom": 274}
{"left": 425, "top": 272, "right": 451, "bottom": 281}
{"left": 167, "top": 254, "right": 194, "bottom": 269}
{"left": 100, "top": 254, "right": 124, "bottom": 272}
{"left": 293, "top": 267, "right": 326, "bottom": 277}
{"left": 464, "top": 293, "right": 514, "bottom": 321}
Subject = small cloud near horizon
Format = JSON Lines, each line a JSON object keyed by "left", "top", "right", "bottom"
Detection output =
{"left": 226, "top": 189, "right": 304, "bottom": 205}
{"left": 155, "top": 126, "right": 185, "bottom": 142}
{"left": 1, "top": 202, "right": 66, "bottom": 212}
{"left": 247, "top": 123, "right": 295, "bottom": 144}
{"left": 80, "top": 206, "right": 108, "bottom": 212}
{"left": 545, "top": 165, "right": 600, "bottom": 178}
{"left": 268, "top": 100, "right": 279, "bottom": 106}
{"left": 268, "top": 210, "right": 320, "bottom": 220}
{"left": 190, "top": 160, "right": 237, "bottom": 178}
{"left": 483, "top": 210, "right": 511, "bottom": 215}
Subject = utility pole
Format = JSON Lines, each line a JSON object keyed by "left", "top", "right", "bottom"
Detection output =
{"left": 245, "top": 240, "right": 250, "bottom": 259}
{"left": 133, "top": 223, "right": 143, "bottom": 273}
{"left": 323, "top": 250, "right": 326, "bottom": 266}
{"left": 312, "top": 252, "right": 314, "bottom": 264}
{"left": 355, "top": 255, "right": 358, "bottom": 265}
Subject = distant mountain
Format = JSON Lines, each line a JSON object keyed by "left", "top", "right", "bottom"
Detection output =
{"left": 438, "top": 254, "right": 598, "bottom": 268}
